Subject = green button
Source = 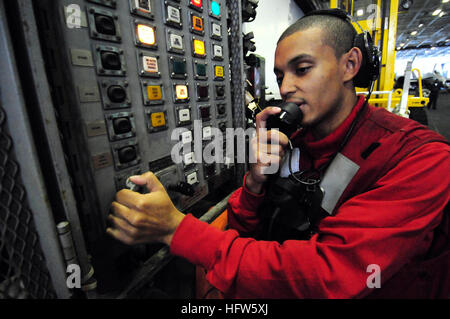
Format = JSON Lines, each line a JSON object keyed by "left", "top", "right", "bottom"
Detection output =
{"left": 196, "top": 63, "right": 206, "bottom": 76}
{"left": 172, "top": 59, "right": 186, "bottom": 74}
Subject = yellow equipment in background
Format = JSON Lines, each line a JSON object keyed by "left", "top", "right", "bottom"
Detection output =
{"left": 330, "top": 0, "right": 429, "bottom": 118}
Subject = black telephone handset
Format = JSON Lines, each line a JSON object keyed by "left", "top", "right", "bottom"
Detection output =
{"left": 266, "top": 102, "right": 303, "bottom": 137}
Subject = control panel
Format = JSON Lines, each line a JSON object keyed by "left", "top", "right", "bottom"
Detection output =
{"left": 36, "top": 0, "right": 234, "bottom": 248}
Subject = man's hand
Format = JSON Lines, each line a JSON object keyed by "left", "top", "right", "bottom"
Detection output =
{"left": 246, "top": 107, "right": 290, "bottom": 194}
{"left": 106, "top": 172, "right": 185, "bottom": 246}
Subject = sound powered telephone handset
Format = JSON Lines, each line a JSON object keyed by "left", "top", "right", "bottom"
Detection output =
{"left": 260, "top": 102, "right": 326, "bottom": 242}
{"left": 265, "top": 102, "right": 303, "bottom": 137}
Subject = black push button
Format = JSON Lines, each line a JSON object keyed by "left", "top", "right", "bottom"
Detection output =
{"left": 197, "top": 85, "right": 209, "bottom": 99}
{"left": 113, "top": 117, "right": 131, "bottom": 135}
{"left": 107, "top": 85, "right": 126, "bottom": 103}
{"left": 216, "top": 85, "right": 225, "bottom": 97}
{"left": 95, "top": 14, "right": 116, "bottom": 35}
{"left": 217, "top": 104, "right": 226, "bottom": 115}
{"left": 118, "top": 146, "right": 137, "bottom": 163}
{"left": 101, "top": 51, "right": 121, "bottom": 70}
{"left": 219, "top": 122, "right": 227, "bottom": 132}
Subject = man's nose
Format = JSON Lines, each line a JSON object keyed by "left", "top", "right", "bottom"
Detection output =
{"left": 279, "top": 74, "right": 296, "bottom": 98}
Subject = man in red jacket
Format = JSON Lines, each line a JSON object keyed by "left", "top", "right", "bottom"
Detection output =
{"left": 106, "top": 13, "right": 450, "bottom": 298}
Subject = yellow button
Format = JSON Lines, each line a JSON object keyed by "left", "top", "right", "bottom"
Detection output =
{"left": 176, "top": 85, "right": 189, "bottom": 100}
{"left": 137, "top": 24, "right": 156, "bottom": 46}
{"left": 151, "top": 112, "right": 166, "bottom": 127}
{"left": 193, "top": 39, "right": 205, "bottom": 56}
{"left": 215, "top": 65, "right": 224, "bottom": 78}
{"left": 147, "top": 85, "right": 162, "bottom": 100}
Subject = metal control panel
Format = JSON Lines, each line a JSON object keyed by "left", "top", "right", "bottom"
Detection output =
{"left": 35, "top": 0, "right": 234, "bottom": 247}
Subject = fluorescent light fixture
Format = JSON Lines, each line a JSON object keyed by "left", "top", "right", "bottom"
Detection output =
{"left": 411, "top": 30, "right": 418, "bottom": 35}
{"left": 418, "top": 23, "right": 424, "bottom": 27}
{"left": 432, "top": 9, "right": 442, "bottom": 15}
{"left": 400, "top": 42, "right": 405, "bottom": 46}
{"left": 439, "top": 11, "right": 445, "bottom": 17}
{"left": 357, "top": 9, "right": 364, "bottom": 16}
{"left": 442, "top": 0, "right": 449, "bottom": 4}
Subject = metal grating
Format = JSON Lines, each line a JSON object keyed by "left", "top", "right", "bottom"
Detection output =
{"left": 0, "top": 106, "right": 56, "bottom": 299}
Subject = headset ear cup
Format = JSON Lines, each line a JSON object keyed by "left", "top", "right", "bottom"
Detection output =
{"left": 353, "top": 33, "right": 370, "bottom": 88}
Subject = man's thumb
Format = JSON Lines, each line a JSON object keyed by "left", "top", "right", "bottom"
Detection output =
{"left": 129, "top": 172, "right": 162, "bottom": 193}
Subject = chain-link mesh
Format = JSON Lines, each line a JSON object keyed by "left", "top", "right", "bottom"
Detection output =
{"left": 227, "top": 0, "right": 247, "bottom": 183}
{"left": 0, "top": 106, "right": 56, "bottom": 299}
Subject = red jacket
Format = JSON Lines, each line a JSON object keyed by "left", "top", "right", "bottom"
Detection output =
{"left": 170, "top": 96, "right": 450, "bottom": 298}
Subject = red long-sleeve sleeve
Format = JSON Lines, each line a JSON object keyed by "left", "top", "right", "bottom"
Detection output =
{"left": 170, "top": 142, "right": 450, "bottom": 298}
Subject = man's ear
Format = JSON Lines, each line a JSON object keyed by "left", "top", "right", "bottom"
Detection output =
{"left": 342, "top": 47, "right": 363, "bottom": 83}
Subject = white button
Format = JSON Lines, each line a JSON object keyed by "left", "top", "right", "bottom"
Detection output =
{"left": 181, "top": 131, "right": 192, "bottom": 144}
{"left": 203, "top": 126, "right": 212, "bottom": 139}
{"left": 167, "top": 6, "right": 181, "bottom": 23}
{"left": 142, "top": 56, "right": 158, "bottom": 73}
{"left": 212, "top": 23, "right": 221, "bottom": 37}
{"left": 213, "top": 44, "right": 223, "bottom": 58}
{"left": 179, "top": 108, "right": 191, "bottom": 122}
{"left": 170, "top": 33, "right": 183, "bottom": 50}
{"left": 184, "top": 152, "right": 195, "bottom": 165}
{"left": 186, "top": 172, "right": 198, "bottom": 185}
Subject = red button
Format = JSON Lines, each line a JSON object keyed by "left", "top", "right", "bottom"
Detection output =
{"left": 191, "top": 0, "right": 202, "bottom": 8}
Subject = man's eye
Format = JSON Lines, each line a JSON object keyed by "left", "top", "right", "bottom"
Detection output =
{"left": 276, "top": 77, "right": 283, "bottom": 86}
{"left": 296, "top": 67, "right": 311, "bottom": 75}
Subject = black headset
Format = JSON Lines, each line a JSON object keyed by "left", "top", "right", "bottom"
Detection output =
{"left": 306, "top": 8, "right": 381, "bottom": 89}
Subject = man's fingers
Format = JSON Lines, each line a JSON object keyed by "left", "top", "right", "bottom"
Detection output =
{"left": 111, "top": 200, "right": 148, "bottom": 226}
{"left": 108, "top": 214, "right": 141, "bottom": 239}
{"left": 256, "top": 107, "right": 281, "bottom": 130}
{"left": 106, "top": 227, "right": 138, "bottom": 245}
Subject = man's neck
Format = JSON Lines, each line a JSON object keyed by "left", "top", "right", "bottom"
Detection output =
{"left": 311, "top": 93, "right": 358, "bottom": 140}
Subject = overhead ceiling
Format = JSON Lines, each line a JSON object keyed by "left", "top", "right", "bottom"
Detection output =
{"left": 294, "top": 0, "right": 450, "bottom": 52}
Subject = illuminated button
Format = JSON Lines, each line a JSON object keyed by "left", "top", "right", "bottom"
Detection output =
{"left": 101, "top": 51, "right": 121, "bottom": 70}
{"left": 192, "top": 15, "right": 203, "bottom": 32}
{"left": 191, "top": 0, "right": 202, "bottom": 8}
{"left": 193, "top": 39, "right": 206, "bottom": 57}
{"left": 176, "top": 85, "right": 189, "bottom": 100}
{"left": 211, "top": 23, "right": 221, "bottom": 38}
{"left": 118, "top": 146, "right": 137, "bottom": 163}
{"left": 195, "top": 63, "right": 207, "bottom": 77}
{"left": 136, "top": 24, "right": 156, "bottom": 46}
{"left": 181, "top": 131, "right": 193, "bottom": 144}
{"left": 150, "top": 112, "right": 166, "bottom": 127}
{"left": 147, "top": 85, "right": 162, "bottom": 100}
{"left": 169, "top": 33, "right": 183, "bottom": 50}
{"left": 167, "top": 5, "right": 181, "bottom": 24}
{"left": 95, "top": 14, "right": 116, "bottom": 35}
{"left": 215, "top": 65, "right": 224, "bottom": 78}
{"left": 107, "top": 85, "right": 126, "bottom": 103}
{"left": 178, "top": 109, "right": 191, "bottom": 122}
{"left": 210, "top": 1, "right": 220, "bottom": 17}
{"left": 113, "top": 117, "right": 132, "bottom": 134}
{"left": 213, "top": 44, "right": 223, "bottom": 59}
{"left": 143, "top": 56, "right": 158, "bottom": 73}
{"left": 135, "top": 0, "right": 151, "bottom": 13}
{"left": 197, "top": 85, "right": 209, "bottom": 99}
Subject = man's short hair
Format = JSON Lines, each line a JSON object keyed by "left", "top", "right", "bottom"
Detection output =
{"left": 278, "top": 14, "right": 357, "bottom": 58}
